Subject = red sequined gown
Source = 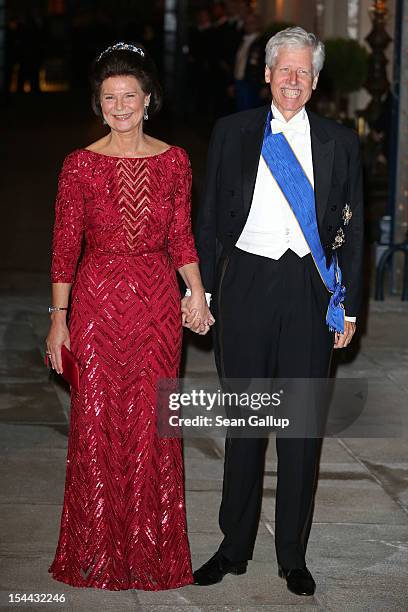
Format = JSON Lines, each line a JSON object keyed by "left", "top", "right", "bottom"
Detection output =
{"left": 49, "top": 146, "right": 197, "bottom": 590}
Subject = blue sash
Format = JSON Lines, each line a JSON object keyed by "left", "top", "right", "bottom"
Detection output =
{"left": 262, "top": 111, "right": 345, "bottom": 333}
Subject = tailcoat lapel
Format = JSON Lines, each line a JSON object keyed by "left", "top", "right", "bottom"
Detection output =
{"left": 241, "top": 106, "right": 269, "bottom": 218}
{"left": 307, "top": 109, "right": 335, "bottom": 226}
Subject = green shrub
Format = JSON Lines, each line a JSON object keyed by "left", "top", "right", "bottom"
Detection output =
{"left": 324, "top": 38, "right": 368, "bottom": 94}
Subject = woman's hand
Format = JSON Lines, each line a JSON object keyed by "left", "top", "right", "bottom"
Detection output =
{"left": 45, "top": 316, "right": 70, "bottom": 374}
{"left": 181, "top": 293, "right": 215, "bottom": 335}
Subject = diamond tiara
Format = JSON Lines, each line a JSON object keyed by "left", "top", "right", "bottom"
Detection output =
{"left": 96, "top": 42, "right": 145, "bottom": 63}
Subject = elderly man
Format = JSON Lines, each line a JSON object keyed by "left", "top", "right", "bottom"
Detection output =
{"left": 190, "top": 27, "right": 363, "bottom": 596}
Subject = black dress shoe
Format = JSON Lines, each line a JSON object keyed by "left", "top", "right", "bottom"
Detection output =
{"left": 193, "top": 552, "right": 247, "bottom": 586}
{"left": 278, "top": 565, "right": 316, "bottom": 596}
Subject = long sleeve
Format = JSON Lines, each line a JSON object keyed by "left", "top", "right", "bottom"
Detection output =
{"left": 167, "top": 149, "right": 199, "bottom": 270}
{"left": 51, "top": 152, "right": 85, "bottom": 283}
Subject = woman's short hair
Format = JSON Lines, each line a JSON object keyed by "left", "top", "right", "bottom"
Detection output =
{"left": 265, "top": 27, "right": 325, "bottom": 76}
{"left": 90, "top": 43, "right": 163, "bottom": 117}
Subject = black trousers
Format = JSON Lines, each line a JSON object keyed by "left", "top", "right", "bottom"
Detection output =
{"left": 213, "top": 248, "right": 333, "bottom": 569}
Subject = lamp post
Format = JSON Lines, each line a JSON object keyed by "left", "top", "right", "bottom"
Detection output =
{"left": 364, "top": 0, "right": 391, "bottom": 126}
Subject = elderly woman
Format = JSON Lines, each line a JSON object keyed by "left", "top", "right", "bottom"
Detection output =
{"left": 46, "top": 42, "right": 213, "bottom": 591}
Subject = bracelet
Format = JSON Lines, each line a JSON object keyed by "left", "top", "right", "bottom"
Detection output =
{"left": 185, "top": 288, "right": 212, "bottom": 306}
{"left": 48, "top": 306, "right": 68, "bottom": 313}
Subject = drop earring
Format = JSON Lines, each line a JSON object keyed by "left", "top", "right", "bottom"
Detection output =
{"left": 143, "top": 105, "right": 149, "bottom": 121}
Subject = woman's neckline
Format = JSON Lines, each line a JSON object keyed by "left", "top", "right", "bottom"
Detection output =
{"left": 80, "top": 145, "right": 174, "bottom": 160}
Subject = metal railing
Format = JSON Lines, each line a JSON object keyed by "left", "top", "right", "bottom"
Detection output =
{"left": 375, "top": 233, "right": 408, "bottom": 300}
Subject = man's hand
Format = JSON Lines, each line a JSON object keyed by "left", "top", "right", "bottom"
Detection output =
{"left": 334, "top": 320, "right": 356, "bottom": 349}
{"left": 181, "top": 295, "right": 215, "bottom": 335}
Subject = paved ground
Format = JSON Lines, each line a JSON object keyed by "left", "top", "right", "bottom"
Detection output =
{"left": 1, "top": 93, "right": 408, "bottom": 611}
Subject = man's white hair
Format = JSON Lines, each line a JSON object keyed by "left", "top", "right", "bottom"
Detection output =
{"left": 265, "top": 26, "right": 325, "bottom": 76}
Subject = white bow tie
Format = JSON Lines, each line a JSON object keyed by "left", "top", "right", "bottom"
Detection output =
{"left": 271, "top": 117, "right": 307, "bottom": 135}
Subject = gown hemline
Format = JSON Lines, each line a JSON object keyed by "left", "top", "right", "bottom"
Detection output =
{"left": 48, "top": 566, "right": 194, "bottom": 591}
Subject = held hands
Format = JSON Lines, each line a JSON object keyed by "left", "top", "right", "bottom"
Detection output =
{"left": 334, "top": 320, "right": 356, "bottom": 349}
{"left": 181, "top": 293, "right": 215, "bottom": 335}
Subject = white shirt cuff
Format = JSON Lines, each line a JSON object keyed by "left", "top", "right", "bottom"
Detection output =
{"left": 185, "top": 288, "right": 212, "bottom": 307}
{"left": 344, "top": 315, "right": 356, "bottom": 323}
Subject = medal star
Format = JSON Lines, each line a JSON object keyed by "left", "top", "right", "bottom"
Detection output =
{"left": 342, "top": 204, "right": 352, "bottom": 225}
{"left": 332, "top": 228, "right": 345, "bottom": 250}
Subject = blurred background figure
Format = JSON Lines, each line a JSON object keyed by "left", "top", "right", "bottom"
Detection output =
{"left": 141, "top": 23, "right": 163, "bottom": 73}
{"left": 71, "top": 7, "right": 114, "bottom": 88}
{"left": 226, "top": 0, "right": 249, "bottom": 36}
{"left": 14, "top": 10, "right": 46, "bottom": 93}
{"left": 211, "top": 1, "right": 240, "bottom": 117}
{"left": 233, "top": 12, "right": 264, "bottom": 111}
{"left": 188, "top": 8, "right": 213, "bottom": 118}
